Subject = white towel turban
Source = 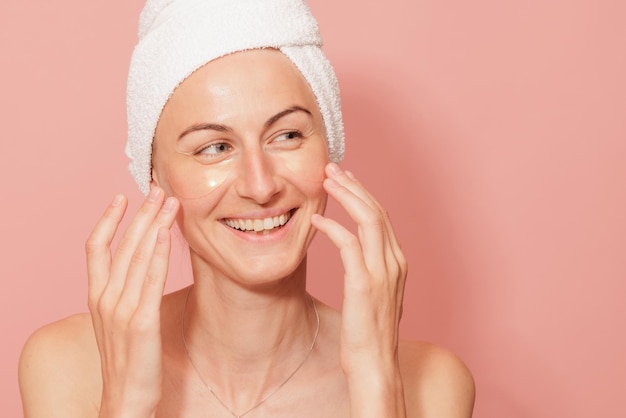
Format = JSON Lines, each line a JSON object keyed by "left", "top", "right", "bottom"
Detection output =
{"left": 126, "top": 0, "right": 345, "bottom": 195}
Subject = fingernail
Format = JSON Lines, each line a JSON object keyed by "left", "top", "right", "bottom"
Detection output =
{"left": 111, "top": 194, "right": 124, "bottom": 207}
{"left": 148, "top": 187, "right": 162, "bottom": 202}
{"left": 161, "top": 197, "right": 176, "bottom": 213}
{"left": 311, "top": 213, "right": 324, "bottom": 223}
{"left": 327, "top": 162, "right": 342, "bottom": 175}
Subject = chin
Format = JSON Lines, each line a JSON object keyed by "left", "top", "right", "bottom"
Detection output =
{"left": 223, "top": 252, "right": 308, "bottom": 289}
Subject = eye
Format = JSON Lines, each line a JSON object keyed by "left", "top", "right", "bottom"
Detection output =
{"left": 271, "top": 130, "right": 304, "bottom": 149}
{"left": 195, "top": 142, "right": 233, "bottom": 158}
{"left": 275, "top": 131, "right": 303, "bottom": 141}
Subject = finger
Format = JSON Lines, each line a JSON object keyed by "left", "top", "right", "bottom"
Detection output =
{"left": 135, "top": 226, "right": 172, "bottom": 318}
{"left": 86, "top": 194, "right": 128, "bottom": 306}
{"left": 325, "top": 165, "right": 407, "bottom": 296}
{"left": 328, "top": 164, "right": 394, "bottom": 237}
{"left": 326, "top": 163, "right": 379, "bottom": 211}
{"left": 327, "top": 164, "right": 404, "bottom": 259}
{"left": 117, "top": 197, "right": 179, "bottom": 309}
{"left": 311, "top": 214, "right": 369, "bottom": 284}
{"left": 314, "top": 211, "right": 406, "bottom": 308}
{"left": 322, "top": 176, "right": 387, "bottom": 273}
{"left": 105, "top": 187, "right": 166, "bottom": 297}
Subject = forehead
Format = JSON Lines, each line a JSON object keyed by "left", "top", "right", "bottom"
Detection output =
{"left": 158, "top": 49, "right": 319, "bottom": 129}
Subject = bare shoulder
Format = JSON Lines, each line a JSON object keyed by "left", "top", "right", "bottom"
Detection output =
{"left": 398, "top": 340, "right": 475, "bottom": 418}
{"left": 19, "top": 313, "right": 101, "bottom": 418}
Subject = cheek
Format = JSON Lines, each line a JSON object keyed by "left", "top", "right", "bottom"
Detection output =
{"left": 279, "top": 139, "right": 329, "bottom": 195}
{"left": 172, "top": 186, "right": 227, "bottom": 253}
{"left": 163, "top": 159, "right": 233, "bottom": 200}
{"left": 153, "top": 159, "right": 230, "bottom": 229}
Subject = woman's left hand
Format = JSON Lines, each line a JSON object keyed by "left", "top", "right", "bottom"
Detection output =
{"left": 311, "top": 162, "right": 407, "bottom": 416}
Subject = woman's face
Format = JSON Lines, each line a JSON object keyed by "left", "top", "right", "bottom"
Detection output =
{"left": 152, "top": 49, "right": 329, "bottom": 284}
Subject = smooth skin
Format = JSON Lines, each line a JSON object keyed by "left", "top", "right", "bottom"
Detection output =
{"left": 19, "top": 50, "right": 474, "bottom": 418}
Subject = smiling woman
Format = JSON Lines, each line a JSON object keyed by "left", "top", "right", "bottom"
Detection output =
{"left": 153, "top": 50, "right": 330, "bottom": 284}
{"left": 18, "top": 0, "right": 474, "bottom": 417}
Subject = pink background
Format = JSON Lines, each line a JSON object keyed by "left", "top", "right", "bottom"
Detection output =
{"left": 2, "top": 0, "right": 625, "bottom": 416}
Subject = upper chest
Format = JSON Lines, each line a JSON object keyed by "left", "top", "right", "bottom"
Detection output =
{"left": 156, "top": 355, "right": 350, "bottom": 418}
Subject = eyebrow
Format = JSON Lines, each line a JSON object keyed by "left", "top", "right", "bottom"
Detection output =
{"left": 263, "top": 106, "right": 312, "bottom": 128}
{"left": 178, "top": 122, "right": 232, "bottom": 141}
{"left": 177, "top": 106, "right": 312, "bottom": 140}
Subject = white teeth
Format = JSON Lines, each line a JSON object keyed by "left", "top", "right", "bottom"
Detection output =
{"left": 225, "top": 211, "right": 292, "bottom": 232}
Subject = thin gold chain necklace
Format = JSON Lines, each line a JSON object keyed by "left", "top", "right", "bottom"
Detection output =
{"left": 181, "top": 286, "right": 320, "bottom": 418}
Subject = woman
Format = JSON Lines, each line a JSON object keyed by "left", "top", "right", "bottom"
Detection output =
{"left": 19, "top": 0, "right": 474, "bottom": 417}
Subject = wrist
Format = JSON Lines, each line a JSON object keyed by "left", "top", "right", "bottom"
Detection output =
{"left": 99, "top": 407, "right": 157, "bottom": 418}
{"left": 99, "top": 391, "right": 159, "bottom": 418}
{"left": 344, "top": 363, "right": 406, "bottom": 418}
{"left": 340, "top": 344, "right": 399, "bottom": 376}
{"left": 344, "top": 363, "right": 403, "bottom": 394}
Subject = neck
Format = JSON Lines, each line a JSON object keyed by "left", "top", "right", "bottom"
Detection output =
{"left": 181, "top": 257, "right": 318, "bottom": 407}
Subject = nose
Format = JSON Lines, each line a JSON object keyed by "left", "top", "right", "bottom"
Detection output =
{"left": 234, "top": 148, "right": 281, "bottom": 204}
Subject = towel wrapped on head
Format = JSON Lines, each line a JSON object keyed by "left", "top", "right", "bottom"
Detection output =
{"left": 126, "top": 0, "right": 344, "bottom": 195}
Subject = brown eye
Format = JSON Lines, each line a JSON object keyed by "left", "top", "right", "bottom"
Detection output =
{"left": 275, "top": 131, "right": 303, "bottom": 142}
{"left": 269, "top": 130, "right": 305, "bottom": 151}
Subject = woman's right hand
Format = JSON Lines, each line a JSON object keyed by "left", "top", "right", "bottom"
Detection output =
{"left": 85, "top": 188, "right": 179, "bottom": 418}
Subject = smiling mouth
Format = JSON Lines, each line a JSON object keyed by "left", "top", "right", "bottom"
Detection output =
{"left": 223, "top": 210, "right": 294, "bottom": 234}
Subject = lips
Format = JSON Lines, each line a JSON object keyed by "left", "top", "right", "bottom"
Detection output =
{"left": 223, "top": 210, "right": 293, "bottom": 233}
